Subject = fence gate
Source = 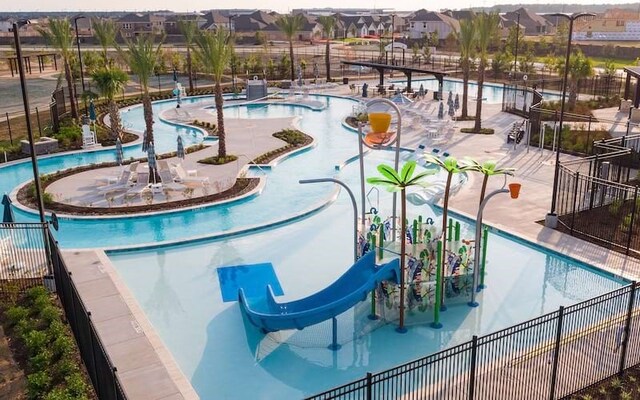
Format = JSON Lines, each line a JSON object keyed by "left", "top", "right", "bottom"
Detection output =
{"left": 49, "top": 88, "right": 66, "bottom": 133}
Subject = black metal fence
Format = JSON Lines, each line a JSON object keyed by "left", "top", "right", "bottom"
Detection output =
{"left": 0, "top": 222, "right": 50, "bottom": 296}
{"left": 307, "top": 282, "right": 640, "bottom": 399}
{"left": 48, "top": 231, "right": 128, "bottom": 399}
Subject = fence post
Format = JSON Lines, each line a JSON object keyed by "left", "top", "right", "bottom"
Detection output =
{"left": 619, "top": 282, "right": 637, "bottom": 375}
{"left": 549, "top": 306, "right": 565, "bottom": 400}
{"left": 469, "top": 335, "right": 478, "bottom": 400}
{"left": 35, "top": 107, "right": 42, "bottom": 138}
{"left": 570, "top": 172, "right": 580, "bottom": 234}
{"left": 6, "top": 112, "right": 12, "bottom": 145}
{"left": 87, "top": 312, "right": 101, "bottom": 398}
{"left": 626, "top": 186, "right": 638, "bottom": 255}
{"left": 587, "top": 116, "right": 592, "bottom": 154}
{"left": 366, "top": 372, "right": 372, "bottom": 400}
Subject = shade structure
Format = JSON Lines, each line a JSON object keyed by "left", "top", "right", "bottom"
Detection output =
{"left": 176, "top": 136, "right": 185, "bottom": 160}
{"left": 88, "top": 101, "right": 96, "bottom": 122}
{"left": 115, "top": 138, "right": 124, "bottom": 165}
{"left": 142, "top": 130, "right": 149, "bottom": 152}
{"left": 438, "top": 102, "right": 444, "bottom": 120}
{"left": 2, "top": 194, "right": 14, "bottom": 223}
{"left": 454, "top": 93, "right": 460, "bottom": 111}
{"left": 147, "top": 143, "right": 157, "bottom": 183}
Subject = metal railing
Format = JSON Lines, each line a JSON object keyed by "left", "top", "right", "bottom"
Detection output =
{"left": 47, "top": 231, "right": 128, "bottom": 400}
{"left": 0, "top": 222, "right": 49, "bottom": 295}
{"left": 307, "top": 282, "right": 640, "bottom": 399}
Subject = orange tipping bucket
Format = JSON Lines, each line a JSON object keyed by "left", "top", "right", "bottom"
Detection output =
{"left": 368, "top": 112, "right": 392, "bottom": 133}
{"left": 508, "top": 183, "right": 521, "bottom": 199}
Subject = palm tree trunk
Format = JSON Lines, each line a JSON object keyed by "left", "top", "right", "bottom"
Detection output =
{"left": 440, "top": 172, "right": 453, "bottom": 307}
{"left": 325, "top": 40, "right": 331, "bottom": 81}
{"left": 289, "top": 39, "right": 295, "bottom": 82}
{"left": 399, "top": 188, "right": 407, "bottom": 330}
{"left": 462, "top": 61, "right": 469, "bottom": 119}
{"left": 108, "top": 99, "right": 122, "bottom": 140}
{"left": 568, "top": 81, "right": 578, "bottom": 111}
{"left": 215, "top": 81, "right": 226, "bottom": 158}
{"left": 473, "top": 60, "right": 485, "bottom": 132}
{"left": 187, "top": 47, "right": 194, "bottom": 93}
{"left": 64, "top": 59, "right": 78, "bottom": 120}
{"left": 142, "top": 89, "right": 153, "bottom": 146}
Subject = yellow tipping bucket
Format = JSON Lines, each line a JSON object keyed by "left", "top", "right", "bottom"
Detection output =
{"left": 368, "top": 112, "right": 392, "bottom": 134}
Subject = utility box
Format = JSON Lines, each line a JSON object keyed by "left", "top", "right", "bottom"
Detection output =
{"left": 246, "top": 77, "right": 268, "bottom": 101}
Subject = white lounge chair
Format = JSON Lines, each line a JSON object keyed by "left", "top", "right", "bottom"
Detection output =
{"left": 82, "top": 124, "right": 97, "bottom": 148}
{"left": 157, "top": 168, "right": 186, "bottom": 192}
{"left": 98, "top": 170, "right": 132, "bottom": 193}
{"left": 96, "top": 161, "right": 139, "bottom": 186}
{"left": 172, "top": 163, "right": 210, "bottom": 186}
{"left": 123, "top": 171, "right": 151, "bottom": 200}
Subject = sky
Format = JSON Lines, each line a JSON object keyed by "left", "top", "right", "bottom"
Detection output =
{"left": 1, "top": 0, "right": 638, "bottom": 13}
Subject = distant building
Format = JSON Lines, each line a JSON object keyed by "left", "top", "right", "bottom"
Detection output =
{"left": 406, "top": 9, "right": 459, "bottom": 40}
{"left": 573, "top": 9, "right": 640, "bottom": 41}
{"left": 502, "top": 8, "right": 553, "bottom": 35}
{"left": 0, "top": 18, "right": 14, "bottom": 32}
{"left": 117, "top": 13, "right": 165, "bottom": 38}
{"left": 163, "top": 14, "right": 205, "bottom": 35}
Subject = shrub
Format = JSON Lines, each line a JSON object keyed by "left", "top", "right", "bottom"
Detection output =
{"left": 30, "top": 348, "right": 53, "bottom": 371}
{"left": 43, "top": 388, "right": 71, "bottom": 400}
{"left": 27, "top": 370, "right": 52, "bottom": 399}
{"left": 46, "top": 319, "right": 66, "bottom": 338}
{"left": 14, "top": 318, "right": 35, "bottom": 338}
{"left": 51, "top": 335, "right": 74, "bottom": 360}
{"left": 32, "top": 294, "right": 51, "bottom": 315}
{"left": 39, "top": 305, "right": 60, "bottom": 325}
{"left": 51, "top": 356, "right": 80, "bottom": 380}
{"left": 609, "top": 199, "right": 622, "bottom": 215}
{"left": 65, "top": 373, "right": 88, "bottom": 397}
{"left": 23, "top": 330, "right": 49, "bottom": 356}
{"left": 6, "top": 305, "right": 29, "bottom": 327}
{"left": 26, "top": 286, "right": 49, "bottom": 303}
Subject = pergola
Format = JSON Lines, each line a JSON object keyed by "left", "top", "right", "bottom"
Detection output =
{"left": 623, "top": 66, "right": 640, "bottom": 108}
{"left": 341, "top": 60, "right": 448, "bottom": 96}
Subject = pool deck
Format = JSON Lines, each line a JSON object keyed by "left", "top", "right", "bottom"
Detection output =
{"left": 57, "top": 84, "right": 640, "bottom": 399}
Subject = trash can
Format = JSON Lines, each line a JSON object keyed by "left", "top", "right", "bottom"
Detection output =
{"left": 343, "top": 77, "right": 349, "bottom": 85}
{"left": 433, "top": 91, "right": 440, "bottom": 101}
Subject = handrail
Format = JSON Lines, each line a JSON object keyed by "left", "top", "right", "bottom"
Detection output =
{"left": 236, "top": 154, "right": 268, "bottom": 175}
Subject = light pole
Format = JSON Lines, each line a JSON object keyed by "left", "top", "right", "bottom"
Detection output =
{"left": 512, "top": 12, "right": 520, "bottom": 79}
{"left": 74, "top": 15, "right": 87, "bottom": 115}
{"left": 390, "top": 14, "right": 396, "bottom": 66}
{"left": 13, "top": 21, "right": 45, "bottom": 223}
{"left": 545, "top": 12, "right": 595, "bottom": 228}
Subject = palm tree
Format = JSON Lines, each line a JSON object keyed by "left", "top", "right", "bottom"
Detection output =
{"left": 466, "top": 159, "right": 515, "bottom": 205}
{"left": 91, "top": 66, "right": 129, "bottom": 140}
{"left": 121, "top": 35, "right": 163, "bottom": 148}
{"left": 423, "top": 155, "right": 472, "bottom": 308}
{"left": 473, "top": 13, "right": 500, "bottom": 132}
{"left": 92, "top": 18, "right": 118, "bottom": 63}
{"left": 193, "top": 28, "right": 234, "bottom": 159}
{"left": 367, "top": 161, "right": 435, "bottom": 331}
{"left": 275, "top": 14, "right": 305, "bottom": 81}
{"left": 453, "top": 18, "right": 475, "bottom": 119}
{"left": 317, "top": 15, "right": 336, "bottom": 81}
{"left": 178, "top": 18, "right": 199, "bottom": 93}
{"left": 37, "top": 18, "right": 79, "bottom": 120}
{"left": 556, "top": 49, "right": 593, "bottom": 111}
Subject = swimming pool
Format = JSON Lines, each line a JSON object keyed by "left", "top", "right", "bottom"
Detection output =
{"left": 391, "top": 77, "right": 561, "bottom": 104}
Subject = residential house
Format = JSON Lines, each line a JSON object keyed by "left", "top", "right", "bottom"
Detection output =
{"left": 502, "top": 8, "right": 553, "bottom": 35}
{"left": 406, "top": 9, "right": 459, "bottom": 40}
{"left": 163, "top": 13, "right": 206, "bottom": 35}
{"left": 117, "top": 13, "right": 165, "bottom": 38}
{"left": 0, "top": 18, "right": 14, "bottom": 32}
{"left": 573, "top": 9, "right": 639, "bottom": 41}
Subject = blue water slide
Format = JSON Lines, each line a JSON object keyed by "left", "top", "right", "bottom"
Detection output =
{"left": 238, "top": 251, "right": 400, "bottom": 332}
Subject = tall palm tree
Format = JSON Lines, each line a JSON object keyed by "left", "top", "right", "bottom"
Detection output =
{"left": 193, "top": 28, "right": 234, "bottom": 159}
{"left": 317, "top": 15, "right": 336, "bottom": 81}
{"left": 91, "top": 66, "right": 129, "bottom": 140}
{"left": 454, "top": 18, "right": 475, "bottom": 119}
{"left": 275, "top": 14, "right": 305, "bottom": 81}
{"left": 92, "top": 18, "right": 118, "bottom": 63}
{"left": 473, "top": 13, "right": 500, "bottom": 132}
{"left": 121, "top": 35, "right": 163, "bottom": 148}
{"left": 367, "top": 161, "right": 434, "bottom": 331}
{"left": 37, "top": 18, "right": 79, "bottom": 120}
{"left": 178, "top": 18, "right": 199, "bottom": 93}
{"left": 556, "top": 49, "right": 593, "bottom": 111}
{"left": 424, "top": 155, "right": 472, "bottom": 308}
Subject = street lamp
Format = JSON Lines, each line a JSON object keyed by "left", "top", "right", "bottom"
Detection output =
{"left": 13, "top": 21, "right": 47, "bottom": 225}
{"left": 390, "top": 14, "right": 396, "bottom": 66}
{"left": 74, "top": 15, "right": 87, "bottom": 115}
{"left": 545, "top": 12, "right": 595, "bottom": 228}
{"left": 512, "top": 12, "right": 520, "bottom": 79}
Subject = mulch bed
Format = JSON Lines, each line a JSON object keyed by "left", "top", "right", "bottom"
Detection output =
{"left": 251, "top": 132, "right": 313, "bottom": 165}
{"left": 565, "top": 368, "right": 640, "bottom": 399}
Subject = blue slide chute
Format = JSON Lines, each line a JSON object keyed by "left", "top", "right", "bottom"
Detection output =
{"left": 238, "top": 252, "right": 400, "bottom": 332}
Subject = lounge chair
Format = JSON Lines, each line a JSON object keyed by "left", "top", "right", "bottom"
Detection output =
{"left": 96, "top": 161, "right": 139, "bottom": 186}
{"left": 122, "top": 172, "right": 151, "bottom": 201}
{"left": 97, "top": 170, "right": 132, "bottom": 193}
{"left": 157, "top": 168, "right": 186, "bottom": 192}
{"left": 172, "top": 163, "right": 210, "bottom": 186}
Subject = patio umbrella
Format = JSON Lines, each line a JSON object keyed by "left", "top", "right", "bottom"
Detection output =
{"left": 115, "top": 138, "right": 124, "bottom": 166}
{"left": 418, "top": 84, "right": 425, "bottom": 97}
{"left": 454, "top": 94, "right": 460, "bottom": 111}
{"left": 2, "top": 194, "right": 14, "bottom": 223}
{"left": 142, "top": 130, "right": 149, "bottom": 152}
{"left": 88, "top": 100, "right": 96, "bottom": 122}
{"left": 173, "top": 69, "right": 178, "bottom": 82}
{"left": 313, "top": 63, "right": 319, "bottom": 80}
{"left": 447, "top": 91, "right": 453, "bottom": 107}
{"left": 448, "top": 102, "right": 455, "bottom": 118}
{"left": 391, "top": 93, "right": 412, "bottom": 105}
{"left": 176, "top": 136, "right": 185, "bottom": 160}
{"left": 147, "top": 143, "right": 157, "bottom": 184}
{"left": 438, "top": 102, "right": 444, "bottom": 120}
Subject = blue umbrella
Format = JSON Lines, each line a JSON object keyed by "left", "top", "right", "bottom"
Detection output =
{"left": 147, "top": 143, "right": 157, "bottom": 183}
{"left": 447, "top": 91, "right": 453, "bottom": 107}
{"left": 142, "top": 130, "right": 149, "bottom": 152}
{"left": 418, "top": 84, "right": 425, "bottom": 97}
{"left": 115, "top": 138, "right": 123, "bottom": 165}
{"left": 89, "top": 100, "right": 96, "bottom": 122}
{"left": 448, "top": 102, "right": 455, "bottom": 118}
{"left": 173, "top": 69, "right": 178, "bottom": 82}
{"left": 454, "top": 94, "right": 460, "bottom": 111}
{"left": 176, "top": 136, "right": 185, "bottom": 160}
{"left": 2, "top": 194, "right": 14, "bottom": 223}
{"left": 438, "top": 102, "right": 444, "bottom": 120}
